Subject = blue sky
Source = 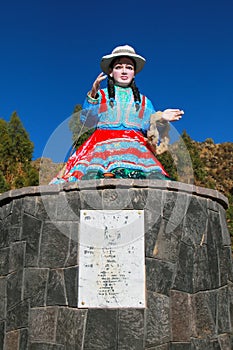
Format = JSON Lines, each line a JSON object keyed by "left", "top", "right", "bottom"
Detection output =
{"left": 1, "top": 0, "right": 232, "bottom": 161}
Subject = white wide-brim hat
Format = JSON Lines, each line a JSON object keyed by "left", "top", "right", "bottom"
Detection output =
{"left": 100, "top": 45, "right": 146, "bottom": 74}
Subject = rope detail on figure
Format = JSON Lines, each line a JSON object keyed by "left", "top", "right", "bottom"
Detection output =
{"left": 147, "top": 111, "right": 170, "bottom": 155}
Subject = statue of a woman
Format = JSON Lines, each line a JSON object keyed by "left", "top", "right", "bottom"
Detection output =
{"left": 50, "top": 44, "right": 183, "bottom": 183}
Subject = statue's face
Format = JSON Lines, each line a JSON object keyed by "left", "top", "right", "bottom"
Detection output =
{"left": 110, "top": 57, "right": 135, "bottom": 87}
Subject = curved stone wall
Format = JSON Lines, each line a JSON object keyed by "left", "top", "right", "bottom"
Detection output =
{"left": 0, "top": 180, "right": 232, "bottom": 350}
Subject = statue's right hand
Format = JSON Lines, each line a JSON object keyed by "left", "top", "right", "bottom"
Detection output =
{"left": 90, "top": 72, "right": 107, "bottom": 98}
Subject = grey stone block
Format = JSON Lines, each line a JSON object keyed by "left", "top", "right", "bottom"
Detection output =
{"left": 219, "top": 205, "right": 231, "bottom": 246}
{"left": 170, "top": 291, "right": 193, "bottom": 342}
{"left": 217, "top": 286, "right": 231, "bottom": 334}
{"left": 207, "top": 197, "right": 219, "bottom": 211}
{"left": 64, "top": 266, "right": 78, "bottom": 307}
{"left": 163, "top": 191, "right": 186, "bottom": 223}
{"left": 0, "top": 201, "right": 12, "bottom": 220}
{"left": 21, "top": 213, "right": 43, "bottom": 267}
{"left": 9, "top": 241, "right": 26, "bottom": 273}
{"left": 206, "top": 218, "right": 221, "bottom": 290}
{"left": 7, "top": 269, "right": 23, "bottom": 310}
{"left": 173, "top": 242, "right": 194, "bottom": 293}
{"left": 118, "top": 308, "right": 145, "bottom": 350}
{"left": 65, "top": 221, "right": 79, "bottom": 267}
{"left": 11, "top": 199, "right": 23, "bottom": 226}
{"left": 150, "top": 218, "right": 183, "bottom": 263}
{"left": 46, "top": 269, "right": 66, "bottom": 306}
{"left": 144, "top": 188, "right": 163, "bottom": 221}
{"left": 219, "top": 246, "right": 233, "bottom": 286}
{"left": 146, "top": 258, "right": 175, "bottom": 296}
{"left": 193, "top": 245, "right": 211, "bottom": 292}
{"left": 19, "top": 328, "right": 29, "bottom": 350}
{"left": 0, "top": 247, "right": 9, "bottom": 276}
{"left": 165, "top": 221, "right": 184, "bottom": 263}
{"left": 182, "top": 196, "right": 208, "bottom": 247}
{"left": 23, "top": 196, "right": 37, "bottom": 216}
{"left": 35, "top": 195, "right": 58, "bottom": 221}
{"left": 145, "top": 216, "right": 162, "bottom": 258}
{"left": 145, "top": 292, "right": 170, "bottom": 347}
{"left": 102, "top": 188, "right": 134, "bottom": 210}
{"left": 4, "top": 329, "right": 19, "bottom": 350}
{"left": 0, "top": 321, "right": 5, "bottom": 350}
{"left": 218, "top": 333, "right": 232, "bottom": 350}
{"left": 208, "top": 210, "right": 223, "bottom": 247}
{"left": 6, "top": 300, "right": 29, "bottom": 331}
{"left": 0, "top": 215, "right": 19, "bottom": 249}
{"left": 56, "top": 307, "right": 87, "bottom": 349}
{"left": 39, "top": 222, "right": 70, "bottom": 268}
{"left": 29, "top": 307, "right": 57, "bottom": 343}
{"left": 229, "top": 281, "right": 233, "bottom": 333}
{"left": 0, "top": 277, "right": 6, "bottom": 320}
{"left": 80, "top": 189, "right": 103, "bottom": 210}
{"left": 83, "top": 309, "right": 118, "bottom": 349}
{"left": 56, "top": 192, "right": 80, "bottom": 221}
{"left": 192, "top": 290, "right": 217, "bottom": 338}
{"left": 0, "top": 221, "right": 9, "bottom": 249}
{"left": 63, "top": 191, "right": 81, "bottom": 216}
{"left": 8, "top": 226, "right": 20, "bottom": 244}
{"left": 23, "top": 268, "right": 49, "bottom": 307}
{"left": 129, "top": 188, "right": 149, "bottom": 210}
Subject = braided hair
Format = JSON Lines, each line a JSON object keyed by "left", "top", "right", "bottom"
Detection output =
{"left": 107, "top": 58, "right": 141, "bottom": 110}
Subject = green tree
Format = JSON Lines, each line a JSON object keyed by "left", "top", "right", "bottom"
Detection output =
{"left": 26, "top": 166, "right": 39, "bottom": 186}
{"left": 157, "top": 131, "right": 196, "bottom": 183}
{"left": 181, "top": 130, "right": 207, "bottom": 183}
{"left": 0, "top": 119, "right": 12, "bottom": 175}
{"left": 0, "top": 112, "right": 38, "bottom": 191}
{"left": 0, "top": 171, "right": 10, "bottom": 192}
{"left": 8, "top": 112, "right": 34, "bottom": 165}
{"left": 157, "top": 151, "right": 178, "bottom": 180}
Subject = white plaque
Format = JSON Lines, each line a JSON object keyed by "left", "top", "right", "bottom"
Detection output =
{"left": 78, "top": 210, "right": 145, "bottom": 308}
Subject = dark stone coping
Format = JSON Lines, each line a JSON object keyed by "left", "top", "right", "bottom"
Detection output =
{"left": 0, "top": 180, "right": 229, "bottom": 209}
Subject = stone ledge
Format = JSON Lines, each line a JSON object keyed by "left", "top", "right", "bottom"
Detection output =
{"left": 0, "top": 179, "right": 232, "bottom": 349}
{"left": 0, "top": 180, "right": 229, "bottom": 209}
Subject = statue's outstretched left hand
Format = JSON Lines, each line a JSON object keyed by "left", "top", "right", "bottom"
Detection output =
{"left": 162, "top": 109, "right": 184, "bottom": 122}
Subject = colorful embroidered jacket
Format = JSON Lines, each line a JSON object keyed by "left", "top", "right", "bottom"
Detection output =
{"left": 80, "top": 86, "right": 156, "bottom": 136}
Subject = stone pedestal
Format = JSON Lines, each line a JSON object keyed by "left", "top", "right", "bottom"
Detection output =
{"left": 0, "top": 180, "right": 232, "bottom": 349}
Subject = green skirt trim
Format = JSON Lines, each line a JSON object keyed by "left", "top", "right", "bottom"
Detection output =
{"left": 81, "top": 167, "right": 172, "bottom": 180}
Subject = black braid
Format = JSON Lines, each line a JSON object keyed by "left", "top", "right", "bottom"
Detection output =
{"left": 107, "top": 76, "right": 115, "bottom": 108}
{"left": 130, "top": 78, "right": 141, "bottom": 111}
